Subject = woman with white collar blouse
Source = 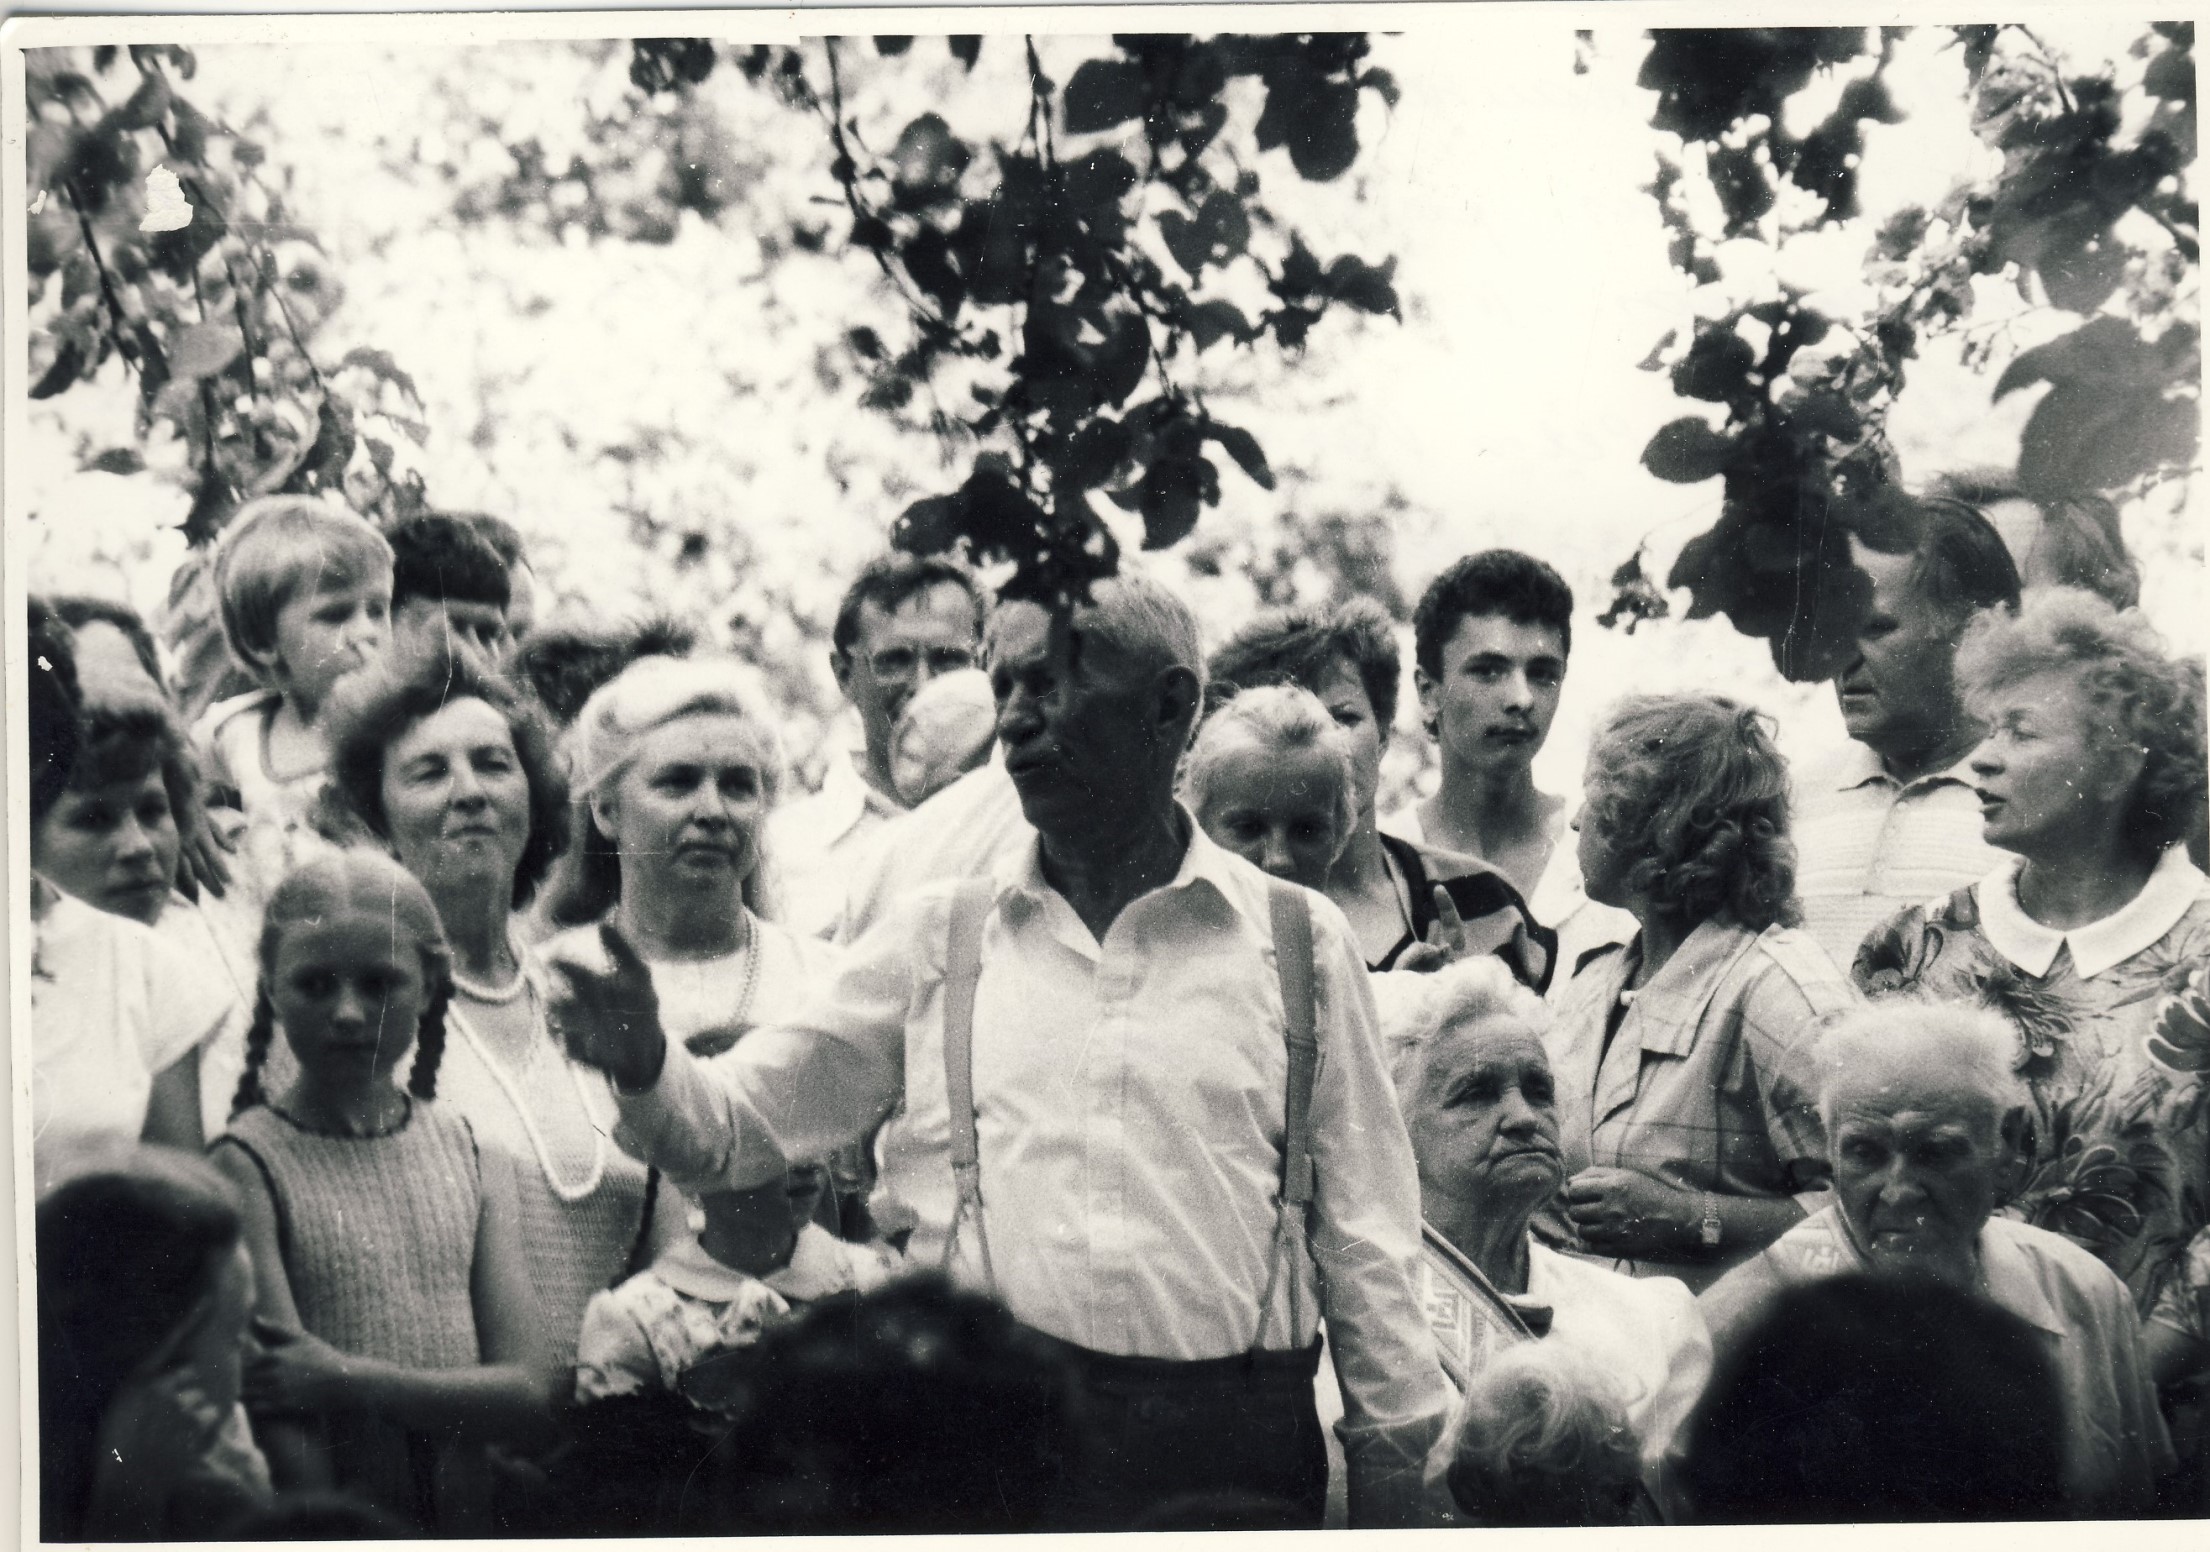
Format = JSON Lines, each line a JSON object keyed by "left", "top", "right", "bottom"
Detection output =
{"left": 1854, "top": 586, "right": 2210, "bottom": 1309}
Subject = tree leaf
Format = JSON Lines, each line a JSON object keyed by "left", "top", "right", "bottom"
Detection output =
{"left": 1671, "top": 328, "right": 1755, "bottom": 402}
{"left": 29, "top": 336, "right": 87, "bottom": 400}
{"left": 167, "top": 320, "right": 244, "bottom": 380}
{"left": 1063, "top": 58, "right": 1147, "bottom": 135}
{"left": 1642, "top": 416, "right": 1736, "bottom": 483}
{"left": 874, "top": 36, "right": 913, "bottom": 56}
{"left": 83, "top": 447, "right": 145, "bottom": 475}
{"left": 1323, "top": 253, "right": 1400, "bottom": 317}
{"left": 1204, "top": 421, "right": 1274, "bottom": 490}
{"left": 1060, "top": 416, "right": 1131, "bottom": 489}
{"left": 1185, "top": 300, "right": 1251, "bottom": 352}
{"left": 949, "top": 36, "right": 982, "bottom": 70}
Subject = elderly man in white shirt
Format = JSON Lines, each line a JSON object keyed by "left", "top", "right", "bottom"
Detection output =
{"left": 1699, "top": 999, "right": 2173, "bottom": 1516}
{"left": 549, "top": 571, "right": 1448, "bottom": 1530}
{"left": 771, "top": 552, "right": 987, "bottom": 937}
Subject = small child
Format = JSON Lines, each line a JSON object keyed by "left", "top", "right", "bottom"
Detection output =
{"left": 208, "top": 851, "right": 554, "bottom": 1531}
{"left": 387, "top": 513, "right": 514, "bottom": 662}
{"left": 195, "top": 498, "right": 393, "bottom": 902}
{"left": 1183, "top": 683, "right": 1357, "bottom": 893}
{"left": 576, "top": 1162, "right": 902, "bottom": 1407}
{"left": 889, "top": 666, "right": 997, "bottom": 809}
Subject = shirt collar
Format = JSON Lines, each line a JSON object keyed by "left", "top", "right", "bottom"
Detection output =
{"left": 1832, "top": 740, "right": 1981, "bottom": 796}
{"left": 1819, "top": 1207, "right": 2066, "bottom": 1337}
{"left": 651, "top": 1234, "right": 772, "bottom": 1302}
{"left": 813, "top": 738, "right": 904, "bottom": 838}
{"left": 1974, "top": 845, "right": 2206, "bottom": 981}
{"left": 994, "top": 805, "right": 1252, "bottom": 933}
{"left": 1623, "top": 916, "right": 1763, "bottom": 1043}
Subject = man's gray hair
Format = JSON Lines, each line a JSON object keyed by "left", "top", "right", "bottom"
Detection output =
{"left": 1076, "top": 569, "right": 1208, "bottom": 707}
{"left": 1816, "top": 999, "right": 2031, "bottom": 1122}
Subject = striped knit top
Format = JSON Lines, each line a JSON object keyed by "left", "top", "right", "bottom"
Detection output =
{"left": 219, "top": 1099, "right": 483, "bottom": 1370}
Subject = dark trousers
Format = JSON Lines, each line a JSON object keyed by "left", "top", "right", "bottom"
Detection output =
{"left": 1038, "top": 1335, "right": 1329, "bottom": 1531}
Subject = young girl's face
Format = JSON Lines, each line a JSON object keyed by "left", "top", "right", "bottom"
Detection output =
{"left": 269, "top": 905, "right": 429, "bottom": 1086}
{"left": 31, "top": 768, "right": 179, "bottom": 925}
{"left": 1197, "top": 738, "right": 1349, "bottom": 892}
{"left": 268, "top": 567, "right": 391, "bottom": 715}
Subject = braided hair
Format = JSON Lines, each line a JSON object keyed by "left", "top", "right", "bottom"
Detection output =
{"left": 229, "top": 984, "right": 280, "bottom": 1121}
{"left": 235, "top": 851, "right": 454, "bottom": 1117}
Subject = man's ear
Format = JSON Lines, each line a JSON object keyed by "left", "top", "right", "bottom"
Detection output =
{"left": 1413, "top": 664, "right": 1440, "bottom": 737}
{"left": 1156, "top": 664, "right": 1201, "bottom": 737}
{"left": 830, "top": 647, "right": 855, "bottom": 699}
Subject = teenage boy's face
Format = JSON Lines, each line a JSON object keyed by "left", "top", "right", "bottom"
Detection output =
{"left": 269, "top": 569, "right": 391, "bottom": 714}
{"left": 393, "top": 596, "right": 511, "bottom": 661}
{"left": 1417, "top": 613, "right": 1567, "bottom": 776}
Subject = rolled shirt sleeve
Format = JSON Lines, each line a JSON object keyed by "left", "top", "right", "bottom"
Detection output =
{"left": 1301, "top": 901, "right": 1451, "bottom": 1526}
{"left": 1732, "top": 946, "right": 1854, "bottom": 1212}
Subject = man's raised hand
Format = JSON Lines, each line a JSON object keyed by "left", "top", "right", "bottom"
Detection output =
{"left": 542, "top": 920, "right": 668, "bottom": 1091}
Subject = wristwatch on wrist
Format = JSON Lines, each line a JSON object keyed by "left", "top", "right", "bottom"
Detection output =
{"left": 1699, "top": 1193, "right": 1723, "bottom": 1250}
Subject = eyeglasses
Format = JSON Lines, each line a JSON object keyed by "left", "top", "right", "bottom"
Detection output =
{"left": 866, "top": 645, "right": 976, "bottom": 681}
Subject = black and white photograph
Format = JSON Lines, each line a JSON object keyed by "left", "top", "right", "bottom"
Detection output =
{"left": 7, "top": 4, "right": 2207, "bottom": 1537}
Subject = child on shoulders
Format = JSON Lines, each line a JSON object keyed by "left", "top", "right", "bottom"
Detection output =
{"left": 194, "top": 498, "right": 392, "bottom": 903}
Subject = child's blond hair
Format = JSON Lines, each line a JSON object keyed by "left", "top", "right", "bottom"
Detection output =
{"left": 212, "top": 496, "right": 393, "bottom": 680}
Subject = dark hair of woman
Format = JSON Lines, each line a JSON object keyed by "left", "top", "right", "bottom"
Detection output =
{"left": 321, "top": 637, "right": 571, "bottom": 906}
{"left": 37, "top": 1152, "right": 244, "bottom": 1540}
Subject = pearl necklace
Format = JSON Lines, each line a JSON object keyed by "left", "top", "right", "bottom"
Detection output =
{"left": 451, "top": 929, "right": 531, "bottom": 1004}
{"left": 450, "top": 961, "right": 609, "bottom": 1204}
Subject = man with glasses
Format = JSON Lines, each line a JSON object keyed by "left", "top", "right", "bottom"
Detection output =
{"left": 774, "top": 552, "right": 987, "bottom": 936}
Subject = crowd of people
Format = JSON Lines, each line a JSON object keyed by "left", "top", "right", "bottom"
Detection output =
{"left": 24, "top": 475, "right": 2210, "bottom": 1535}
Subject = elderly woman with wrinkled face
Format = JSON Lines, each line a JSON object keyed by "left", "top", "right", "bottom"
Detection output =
{"left": 1699, "top": 1000, "right": 2173, "bottom": 1517}
{"left": 1382, "top": 961, "right": 1710, "bottom": 1517}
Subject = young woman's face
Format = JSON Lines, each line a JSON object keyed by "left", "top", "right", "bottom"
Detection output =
{"left": 268, "top": 906, "right": 428, "bottom": 1086}
{"left": 598, "top": 713, "right": 771, "bottom": 899}
{"left": 1196, "top": 736, "right": 1350, "bottom": 892}
{"left": 31, "top": 768, "right": 179, "bottom": 925}
{"left": 1968, "top": 668, "right": 2143, "bottom": 860}
{"left": 379, "top": 697, "right": 534, "bottom": 901}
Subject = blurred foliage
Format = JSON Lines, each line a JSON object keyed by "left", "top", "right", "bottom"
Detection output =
{"left": 627, "top": 33, "right": 1403, "bottom": 610}
{"left": 1630, "top": 23, "right": 2198, "bottom": 681}
{"left": 25, "top": 44, "right": 432, "bottom": 716}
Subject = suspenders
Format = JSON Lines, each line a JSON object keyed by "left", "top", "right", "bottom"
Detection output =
{"left": 937, "top": 875, "right": 1322, "bottom": 1347}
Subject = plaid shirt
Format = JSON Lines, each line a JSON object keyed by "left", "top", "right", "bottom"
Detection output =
{"left": 1544, "top": 917, "right": 1856, "bottom": 1289}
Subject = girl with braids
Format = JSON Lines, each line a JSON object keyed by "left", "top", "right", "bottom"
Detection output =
{"left": 1542, "top": 695, "right": 1856, "bottom": 1294}
{"left": 208, "top": 850, "right": 558, "bottom": 1530}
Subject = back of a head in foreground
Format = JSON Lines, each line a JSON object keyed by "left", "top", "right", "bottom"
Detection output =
{"left": 1679, "top": 1273, "right": 2065, "bottom": 1522}
{"left": 549, "top": 1275, "right": 1089, "bottom": 1535}
{"left": 1443, "top": 1344, "right": 1644, "bottom": 1527}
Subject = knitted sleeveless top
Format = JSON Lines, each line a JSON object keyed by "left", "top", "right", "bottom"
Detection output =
{"left": 220, "top": 1099, "right": 483, "bottom": 1370}
{"left": 436, "top": 1015, "right": 652, "bottom": 1369}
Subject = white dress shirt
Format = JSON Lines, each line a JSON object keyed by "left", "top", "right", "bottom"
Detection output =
{"left": 768, "top": 733, "right": 905, "bottom": 939}
{"left": 608, "top": 816, "right": 1449, "bottom": 1507}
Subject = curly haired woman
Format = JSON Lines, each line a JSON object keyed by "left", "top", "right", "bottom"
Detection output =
{"left": 1544, "top": 694, "right": 1856, "bottom": 1293}
{"left": 1852, "top": 586, "right": 2210, "bottom": 1311}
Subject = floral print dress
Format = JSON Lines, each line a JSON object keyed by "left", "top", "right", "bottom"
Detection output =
{"left": 1854, "top": 846, "right": 2210, "bottom": 1314}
